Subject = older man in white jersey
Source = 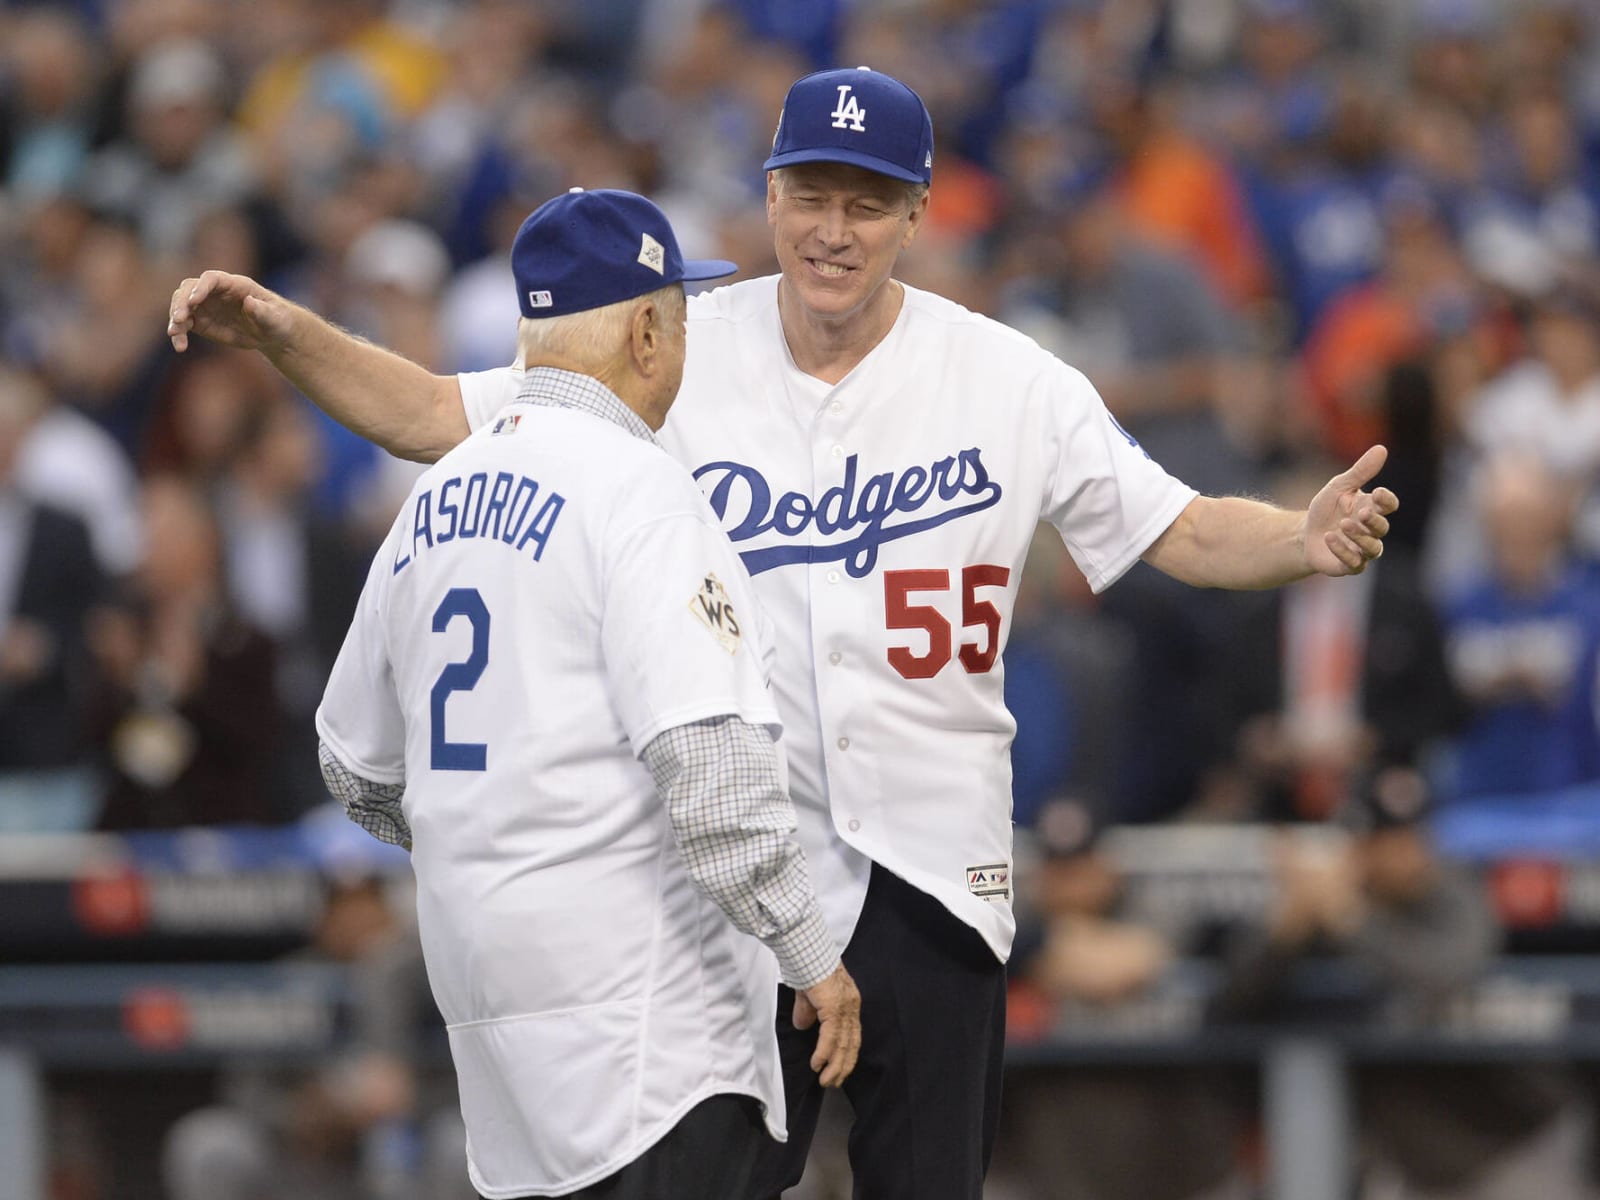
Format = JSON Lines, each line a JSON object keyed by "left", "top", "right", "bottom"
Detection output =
{"left": 172, "top": 67, "right": 1396, "bottom": 1200}
{"left": 314, "top": 187, "right": 859, "bottom": 1200}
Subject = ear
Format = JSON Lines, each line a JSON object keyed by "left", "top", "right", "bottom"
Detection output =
{"left": 630, "top": 299, "right": 661, "bottom": 374}
{"left": 901, "top": 190, "right": 930, "bottom": 251}
{"left": 766, "top": 172, "right": 781, "bottom": 227}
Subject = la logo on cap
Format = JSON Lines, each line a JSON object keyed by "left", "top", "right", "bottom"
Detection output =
{"left": 830, "top": 84, "right": 866, "bottom": 132}
{"left": 638, "top": 233, "right": 665, "bottom": 275}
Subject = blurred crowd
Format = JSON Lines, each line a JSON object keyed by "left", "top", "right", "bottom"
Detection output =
{"left": 5, "top": 0, "right": 1600, "bottom": 1196}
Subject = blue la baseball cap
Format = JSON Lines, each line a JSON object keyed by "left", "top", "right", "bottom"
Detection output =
{"left": 511, "top": 188, "right": 737, "bottom": 319}
{"left": 763, "top": 67, "right": 934, "bottom": 186}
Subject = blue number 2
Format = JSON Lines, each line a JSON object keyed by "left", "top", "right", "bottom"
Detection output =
{"left": 430, "top": 588, "right": 490, "bottom": 771}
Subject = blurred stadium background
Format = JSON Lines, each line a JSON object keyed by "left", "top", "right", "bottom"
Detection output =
{"left": 3, "top": 0, "right": 1600, "bottom": 1196}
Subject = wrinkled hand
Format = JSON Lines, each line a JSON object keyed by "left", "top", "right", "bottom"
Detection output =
{"left": 1303, "top": 445, "right": 1399, "bottom": 576}
{"left": 792, "top": 963, "right": 861, "bottom": 1088}
{"left": 167, "top": 270, "right": 298, "bottom": 354}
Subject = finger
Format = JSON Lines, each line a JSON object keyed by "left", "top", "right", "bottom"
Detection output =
{"left": 1340, "top": 516, "right": 1388, "bottom": 549}
{"left": 809, "top": 1016, "right": 839, "bottom": 1080}
{"left": 1337, "top": 515, "right": 1388, "bottom": 544}
{"left": 1346, "top": 532, "right": 1384, "bottom": 559}
{"left": 1324, "top": 530, "right": 1365, "bottom": 572}
{"left": 792, "top": 993, "right": 817, "bottom": 1032}
{"left": 1340, "top": 444, "right": 1389, "bottom": 490}
{"left": 188, "top": 269, "right": 227, "bottom": 306}
{"left": 168, "top": 277, "right": 200, "bottom": 324}
{"left": 1371, "top": 487, "right": 1399, "bottom": 515}
{"left": 1351, "top": 509, "right": 1390, "bottom": 538}
{"left": 817, "top": 1017, "right": 860, "bottom": 1088}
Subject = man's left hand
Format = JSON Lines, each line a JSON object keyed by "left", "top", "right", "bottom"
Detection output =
{"left": 1303, "top": 445, "right": 1399, "bottom": 576}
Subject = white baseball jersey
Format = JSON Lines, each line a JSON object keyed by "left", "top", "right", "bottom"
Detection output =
{"left": 459, "top": 278, "right": 1198, "bottom": 961}
{"left": 316, "top": 384, "right": 787, "bottom": 1198}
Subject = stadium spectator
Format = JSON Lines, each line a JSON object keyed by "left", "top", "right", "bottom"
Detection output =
{"left": 1007, "top": 799, "right": 1255, "bottom": 1200}
{"left": 1301, "top": 174, "right": 1477, "bottom": 464}
{"left": 998, "top": 161, "right": 1239, "bottom": 429}
{"left": 88, "top": 475, "right": 283, "bottom": 828}
{"left": 1213, "top": 767, "right": 1593, "bottom": 1200}
{"left": 1440, "top": 453, "right": 1600, "bottom": 801}
{"left": 0, "top": 365, "right": 105, "bottom": 832}
{"left": 0, "top": 7, "right": 102, "bottom": 205}
{"left": 162, "top": 867, "right": 474, "bottom": 1200}
{"left": 80, "top": 37, "right": 258, "bottom": 263}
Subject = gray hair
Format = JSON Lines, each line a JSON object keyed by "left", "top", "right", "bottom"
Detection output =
{"left": 516, "top": 284, "right": 684, "bottom": 372}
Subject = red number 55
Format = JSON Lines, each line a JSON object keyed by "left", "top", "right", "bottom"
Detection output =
{"left": 884, "top": 565, "right": 1012, "bottom": 680}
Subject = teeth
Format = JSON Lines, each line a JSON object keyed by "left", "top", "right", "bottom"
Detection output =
{"left": 814, "top": 261, "right": 848, "bottom": 276}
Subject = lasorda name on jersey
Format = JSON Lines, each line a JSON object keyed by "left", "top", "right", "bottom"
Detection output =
{"left": 693, "top": 448, "right": 1002, "bottom": 578}
{"left": 393, "top": 470, "right": 566, "bottom": 574}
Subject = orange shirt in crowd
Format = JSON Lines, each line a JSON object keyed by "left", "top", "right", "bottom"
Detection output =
{"left": 1115, "top": 131, "right": 1272, "bottom": 310}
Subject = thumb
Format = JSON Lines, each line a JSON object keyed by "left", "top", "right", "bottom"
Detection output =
{"left": 792, "top": 990, "right": 819, "bottom": 1032}
{"left": 1340, "top": 444, "right": 1388, "bottom": 490}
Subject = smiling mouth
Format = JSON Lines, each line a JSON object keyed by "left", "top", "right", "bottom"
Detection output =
{"left": 807, "top": 259, "right": 852, "bottom": 277}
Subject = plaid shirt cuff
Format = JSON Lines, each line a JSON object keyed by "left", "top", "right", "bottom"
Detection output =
{"left": 319, "top": 740, "right": 411, "bottom": 850}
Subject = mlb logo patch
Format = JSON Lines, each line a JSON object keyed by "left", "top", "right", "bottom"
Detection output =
{"left": 966, "top": 863, "right": 1010, "bottom": 903}
{"left": 491, "top": 413, "right": 522, "bottom": 436}
{"left": 527, "top": 289, "right": 553, "bottom": 309}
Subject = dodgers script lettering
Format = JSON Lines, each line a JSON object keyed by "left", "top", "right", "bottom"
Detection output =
{"left": 694, "top": 448, "right": 1003, "bottom": 577}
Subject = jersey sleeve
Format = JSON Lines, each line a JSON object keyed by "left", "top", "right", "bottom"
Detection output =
{"left": 600, "top": 488, "right": 781, "bottom": 754}
{"left": 315, "top": 524, "right": 408, "bottom": 784}
{"left": 1039, "top": 362, "right": 1198, "bottom": 594}
{"left": 457, "top": 365, "right": 524, "bottom": 433}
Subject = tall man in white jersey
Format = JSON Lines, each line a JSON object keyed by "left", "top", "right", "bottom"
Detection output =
{"left": 171, "top": 67, "right": 1398, "bottom": 1200}
{"left": 314, "top": 187, "right": 860, "bottom": 1200}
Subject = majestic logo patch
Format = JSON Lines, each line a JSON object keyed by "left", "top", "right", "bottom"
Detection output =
{"left": 830, "top": 84, "right": 866, "bottom": 132}
{"left": 689, "top": 572, "right": 741, "bottom": 654}
{"left": 527, "top": 289, "right": 553, "bottom": 309}
{"left": 491, "top": 412, "right": 522, "bottom": 435}
{"left": 694, "top": 448, "right": 1003, "bottom": 578}
{"left": 967, "top": 863, "right": 1010, "bottom": 903}
{"left": 638, "top": 233, "right": 665, "bottom": 275}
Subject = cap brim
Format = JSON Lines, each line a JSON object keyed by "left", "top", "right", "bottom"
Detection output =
{"left": 763, "top": 147, "right": 927, "bottom": 185}
{"left": 679, "top": 258, "right": 739, "bottom": 282}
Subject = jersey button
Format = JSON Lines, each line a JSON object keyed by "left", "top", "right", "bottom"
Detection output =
{"left": 837, "top": 737, "right": 850, "bottom": 750}
{"left": 826, "top": 570, "right": 841, "bottom": 584}
{"left": 847, "top": 819, "right": 861, "bottom": 833}
{"left": 831, "top": 444, "right": 845, "bottom": 459}
{"left": 829, "top": 401, "right": 843, "bottom": 415}
{"left": 828, "top": 651, "right": 842, "bottom": 665}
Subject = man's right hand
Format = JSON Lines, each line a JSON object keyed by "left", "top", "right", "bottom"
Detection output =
{"left": 167, "top": 271, "right": 298, "bottom": 354}
{"left": 792, "top": 963, "right": 861, "bottom": 1088}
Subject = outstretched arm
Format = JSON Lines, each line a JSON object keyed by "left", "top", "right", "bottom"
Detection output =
{"left": 168, "top": 270, "right": 471, "bottom": 463}
{"left": 1143, "top": 445, "right": 1398, "bottom": 589}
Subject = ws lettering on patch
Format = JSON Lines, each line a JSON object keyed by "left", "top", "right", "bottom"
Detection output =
{"left": 689, "top": 572, "right": 742, "bottom": 654}
{"left": 693, "top": 448, "right": 1002, "bottom": 578}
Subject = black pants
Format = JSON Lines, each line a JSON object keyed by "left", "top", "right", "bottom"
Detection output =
{"left": 484, "top": 1093, "right": 768, "bottom": 1200}
{"left": 750, "top": 863, "right": 1008, "bottom": 1200}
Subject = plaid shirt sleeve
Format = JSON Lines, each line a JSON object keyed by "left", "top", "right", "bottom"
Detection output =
{"left": 319, "top": 740, "right": 412, "bottom": 851}
{"left": 643, "top": 716, "right": 841, "bottom": 991}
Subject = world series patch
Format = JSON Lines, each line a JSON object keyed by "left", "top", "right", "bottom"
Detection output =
{"left": 966, "top": 863, "right": 1010, "bottom": 903}
{"left": 689, "top": 572, "right": 741, "bottom": 654}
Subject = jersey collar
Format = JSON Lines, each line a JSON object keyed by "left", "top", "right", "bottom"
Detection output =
{"left": 512, "top": 367, "right": 660, "bottom": 447}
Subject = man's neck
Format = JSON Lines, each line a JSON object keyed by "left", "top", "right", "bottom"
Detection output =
{"left": 778, "top": 278, "right": 905, "bottom": 386}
